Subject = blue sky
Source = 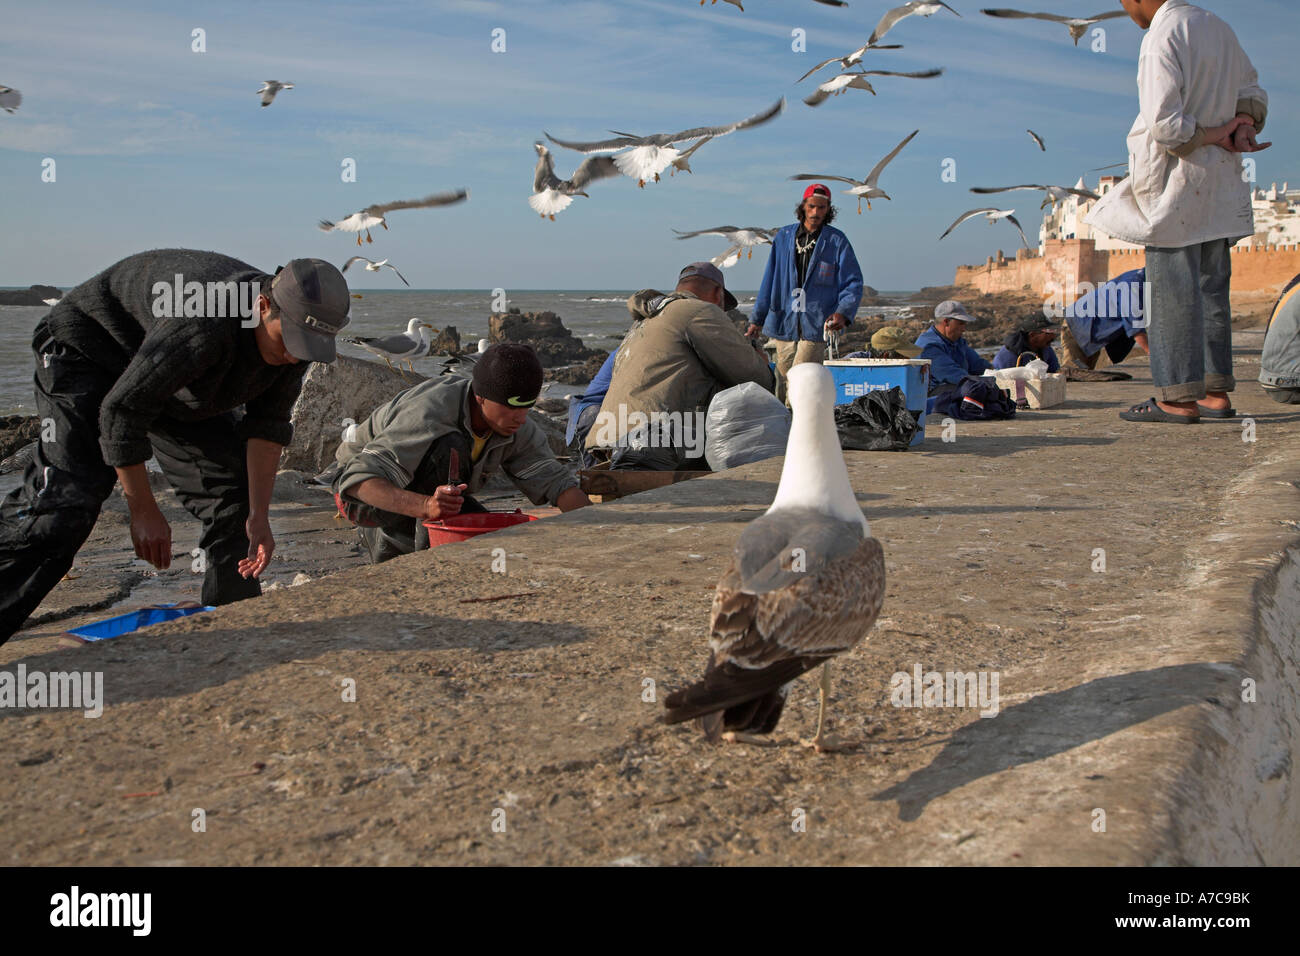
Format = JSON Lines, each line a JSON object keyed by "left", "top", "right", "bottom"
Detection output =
{"left": 1, "top": 0, "right": 1294, "bottom": 292}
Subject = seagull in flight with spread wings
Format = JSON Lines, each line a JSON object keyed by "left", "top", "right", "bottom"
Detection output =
{"left": 0, "top": 85, "right": 21, "bottom": 113}
{"left": 529, "top": 142, "right": 620, "bottom": 220}
{"left": 940, "top": 207, "right": 1031, "bottom": 248}
{"left": 969, "top": 182, "right": 1100, "bottom": 209}
{"left": 802, "top": 68, "right": 942, "bottom": 107}
{"left": 790, "top": 129, "right": 919, "bottom": 213}
{"left": 318, "top": 189, "right": 469, "bottom": 245}
{"left": 544, "top": 98, "right": 784, "bottom": 188}
{"left": 796, "top": 42, "right": 903, "bottom": 84}
{"left": 980, "top": 8, "right": 1128, "bottom": 45}
{"left": 869, "top": 1, "right": 962, "bottom": 45}
{"left": 674, "top": 226, "right": 776, "bottom": 265}
{"left": 257, "top": 81, "right": 293, "bottom": 107}
{"left": 342, "top": 256, "right": 410, "bottom": 287}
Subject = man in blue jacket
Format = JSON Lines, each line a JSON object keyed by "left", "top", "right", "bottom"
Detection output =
{"left": 915, "top": 300, "right": 992, "bottom": 395}
{"left": 748, "top": 184, "right": 864, "bottom": 403}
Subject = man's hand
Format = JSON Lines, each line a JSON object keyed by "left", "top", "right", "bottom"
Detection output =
{"left": 745, "top": 323, "right": 762, "bottom": 339}
{"left": 825, "top": 313, "right": 848, "bottom": 332}
{"left": 239, "top": 513, "right": 275, "bottom": 579}
{"left": 1203, "top": 116, "right": 1249, "bottom": 152}
{"left": 1231, "top": 121, "right": 1271, "bottom": 153}
{"left": 129, "top": 506, "right": 172, "bottom": 570}
{"left": 421, "top": 483, "right": 468, "bottom": 521}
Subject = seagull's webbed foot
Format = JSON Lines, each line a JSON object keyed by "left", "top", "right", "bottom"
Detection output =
{"left": 365, "top": 232, "right": 373, "bottom": 244}
{"left": 653, "top": 172, "right": 660, "bottom": 182}
{"left": 857, "top": 200, "right": 862, "bottom": 214}
{"left": 747, "top": 248, "right": 752, "bottom": 259}
{"left": 721, "top": 731, "right": 775, "bottom": 746}
{"left": 637, "top": 179, "right": 645, "bottom": 188}
{"left": 549, "top": 214, "right": 555, "bottom": 222}
{"left": 356, "top": 235, "right": 363, "bottom": 247}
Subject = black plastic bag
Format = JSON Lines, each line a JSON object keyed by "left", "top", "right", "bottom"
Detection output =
{"left": 833, "top": 386, "right": 920, "bottom": 451}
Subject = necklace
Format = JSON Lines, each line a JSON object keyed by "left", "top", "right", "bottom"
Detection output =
{"left": 795, "top": 232, "right": 817, "bottom": 255}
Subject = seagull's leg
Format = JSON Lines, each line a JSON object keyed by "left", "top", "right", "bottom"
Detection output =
{"left": 747, "top": 247, "right": 752, "bottom": 259}
{"left": 866, "top": 199, "right": 872, "bottom": 211}
{"left": 653, "top": 172, "right": 660, "bottom": 182}
{"left": 381, "top": 355, "right": 395, "bottom": 373}
{"left": 638, "top": 179, "right": 645, "bottom": 189}
{"left": 801, "top": 661, "right": 848, "bottom": 754}
{"left": 549, "top": 214, "right": 555, "bottom": 222}
{"left": 381, "top": 221, "right": 388, "bottom": 230}
{"left": 857, "top": 198, "right": 862, "bottom": 215}
{"left": 365, "top": 230, "right": 373, "bottom": 244}
{"left": 356, "top": 234, "right": 363, "bottom": 247}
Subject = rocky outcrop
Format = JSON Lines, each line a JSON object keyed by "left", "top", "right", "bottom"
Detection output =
{"left": 280, "top": 355, "right": 425, "bottom": 474}
{"left": 0, "top": 415, "right": 41, "bottom": 464}
{"left": 0, "top": 285, "right": 62, "bottom": 306}
{"left": 549, "top": 352, "right": 609, "bottom": 387}
{"left": 489, "top": 310, "right": 604, "bottom": 368}
{"left": 428, "top": 325, "right": 461, "bottom": 356}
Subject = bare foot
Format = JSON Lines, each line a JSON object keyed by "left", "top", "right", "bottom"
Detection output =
{"left": 800, "top": 733, "right": 854, "bottom": 754}
{"left": 1198, "top": 391, "right": 1231, "bottom": 411}
{"left": 1134, "top": 331, "right": 1150, "bottom": 354}
{"left": 1156, "top": 400, "right": 1198, "bottom": 417}
{"left": 721, "top": 731, "right": 774, "bottom": 746}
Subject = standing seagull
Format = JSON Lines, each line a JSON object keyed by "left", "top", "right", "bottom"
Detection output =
{"left": 342, "top": 256, "right": 410, "bottom": 286}
{"left": 0, "top": 85, "right": 20, "bottom": 113}
{"left": 343, "top": 318, "right": 434, "bottom": 372}
{"left": 257, "top": 81, "right": 293, "bottom": 107}
{"left": 980, "top": 8, "right": 1127, "bottom": 45}
{"left": 868, "top": 1, "right": 962, "bottom": 45}
{"left": 940, "top": 207, "right": 1031, "bottom": 248}
{"left": 802, "top": 68, "right": 942, "bottom": 107}
{"left": 790, "top": 128, "right": 919, "bottom": 213}
{"left": 663, "top": 363, "right": 886, "bottom": 753}
{"left": 544, "top": 98, "right": 784, "bottom": 188}
{"left": 319, "top": 188, "right": 469, "bottom": 245}
{"left": 529, "top": 142, "right": 619, "bottom": 220}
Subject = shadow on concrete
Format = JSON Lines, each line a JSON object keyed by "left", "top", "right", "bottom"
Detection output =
{"left": 925, "top": 435, "right": 1119, "bottom": 456}
{"left": 0, "top": 613, "right": 591, "bottom": 716}
{"left": 870, "top": 661, "right": 1238, "bottom": 821}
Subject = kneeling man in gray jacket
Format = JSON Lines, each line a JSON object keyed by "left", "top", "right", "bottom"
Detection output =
{"left": 333, "top": 343, "right": 590, "bottom": 562}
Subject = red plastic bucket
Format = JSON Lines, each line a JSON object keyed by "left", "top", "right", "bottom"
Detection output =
{"left": 421, "top": 509, "right": 537, "bottom": 547}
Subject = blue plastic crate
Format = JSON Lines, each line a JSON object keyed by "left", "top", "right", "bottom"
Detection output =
{"left": 65, "top": 603, "right": 215, "bottom": 642}
{"left": 823, "top": 359, "right": 931, "bottom": 447}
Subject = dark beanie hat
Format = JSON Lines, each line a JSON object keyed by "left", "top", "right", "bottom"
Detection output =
{"left": 471, "top": 343, "right": 544, "bottom": 408}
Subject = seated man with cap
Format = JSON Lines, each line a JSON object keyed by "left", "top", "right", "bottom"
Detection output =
{"left": 0, "top": 249, "right": 351, "bottom": 645}
{"left": 333, "top": 343, "right": 590, "bottom": 563}
{"left": 993, "top": 315, "right": 1062, "bottom": 372}
{"left": 586, "top": 262, "right": 775, "bottom": 471}
{"left": 915, "top": 300, "right": 992, "bottom": 395}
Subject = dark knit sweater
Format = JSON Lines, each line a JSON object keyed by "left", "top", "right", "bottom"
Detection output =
{"left": 43, "top": 248, "right": 309, "bottom": 468}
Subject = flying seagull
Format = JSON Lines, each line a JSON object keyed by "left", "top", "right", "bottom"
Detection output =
{"left": 1027, "top": 128, "right": 1045, "bottom": 151}
{"left": 790, "top": 128, "right": 919, "bottom": 213}
{"left": 343, "top": 318, "right": 434, "bottom": 372}
{"left": 969, "top": 182, "right": 1100, "bottom": 208}
{"left": 869, "top": 2, "right": 961, "bottom": 46}
{"left": 257, "top": 81, "right": 293, "bottom": 107}
{"left": 342, "top": 256, "right": 410, "bottom": 286}
{"left": 673, "top": 226, "right": 775, "bottom": 262}
{"left": 802, "top": 68, "right": 942, "bottom": 107}
{"left": 544, "top": 98, "right": 784, "bottom": 188}
{"left": 796, "top": 43, "right": 903, "bottom": 84}
{"left": 663, "top": 362, "right": 885, "bottom": 753}
{"left": 319, "top": 188, "right": 469, "bottom": 245}
{"left": 980, "top": 8, "right": 1128, "bottom": 45}
{"left": 700, "top": 0, "right": 744, "bottom": 8}
{"left": 529, "top": 142, "right": 620, "bottom": 220}
{"left": 940, "top": 207, "right": 1031, "bottom": 248}
{"left": 0, "top": 85, "right": 20, "bottom": 113}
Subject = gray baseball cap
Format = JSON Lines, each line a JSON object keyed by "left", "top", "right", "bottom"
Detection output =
{"left": 935, "top": 299, "right": 981, "bottom": 328}
{"left": 679, "top": 261, "right": 738, "bottom": 311}
{"left": 269, "top": 258, "right": 352, "bottom": 363}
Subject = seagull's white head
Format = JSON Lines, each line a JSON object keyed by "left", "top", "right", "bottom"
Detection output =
{"left": 769, "top": 363, "right": 868, "bottom": 533}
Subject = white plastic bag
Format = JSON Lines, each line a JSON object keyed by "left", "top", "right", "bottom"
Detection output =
{"left": 705, "top": 382, "right": 790, "bottom": 471}
{"left": 992, "top": 358, "right": 1049, "bottom": 381}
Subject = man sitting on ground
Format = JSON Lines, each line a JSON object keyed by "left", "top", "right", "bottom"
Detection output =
{"left": 333, "top": 343, "right": 589, "bottom": 563}
{"left": 915, "top": 300, "right": 991, "bottom": 395}
{"left": 994, "top": 315, "right": 1062, "bottom": 371}
{"left": 585, "top": 262, "right": 774, "bottom": 471}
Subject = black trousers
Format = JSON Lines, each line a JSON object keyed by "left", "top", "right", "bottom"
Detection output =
{"left": 0, "top": 322, "right": 261, "bottom": 645}
{"left": 347, "top": 431, "right": 485, "bottom": 564}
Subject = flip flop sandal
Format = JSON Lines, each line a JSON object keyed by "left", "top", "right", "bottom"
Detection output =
{"left": 1196, "top": 404, "right": 1237, "bottom": 419}
{"left": 1119, "top": 397, "right": 1200, "bottom": 423}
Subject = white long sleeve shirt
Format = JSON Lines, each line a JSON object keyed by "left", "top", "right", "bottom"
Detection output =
{"left": 1085, "top": 0, "right": 1268, "bottom": 249}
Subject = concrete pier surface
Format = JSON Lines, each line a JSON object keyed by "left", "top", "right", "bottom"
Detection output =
{"left": 2, "top": 331, "right": 1297, "bottom": 865}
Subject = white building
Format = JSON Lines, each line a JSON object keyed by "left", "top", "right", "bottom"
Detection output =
{"left": 1240, "top": 181, "right": 1300, "bottom": 247}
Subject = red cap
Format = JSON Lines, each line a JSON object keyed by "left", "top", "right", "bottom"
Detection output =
{"left": 802, "top": 183, "right": 831, "bottom": 200}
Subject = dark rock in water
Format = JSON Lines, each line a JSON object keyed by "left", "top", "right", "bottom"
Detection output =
{"left": 428, "top": 325, "right": 461, "bottom": 355}
{"left": 0, "top": 415, "right": 42, "bottom": 461}
{"left": 489, "top": 310, "right": 604, "bottom": 368}
{"left": 549, "top": 351, "right": 609, "bottom": 386}
{"left": 533, "top": 397, "right": 569, "bottom": 416}
{"left": 0, "top": 285, "right": 62, "bottom": 306}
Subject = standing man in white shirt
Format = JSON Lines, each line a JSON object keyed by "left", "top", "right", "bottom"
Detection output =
{"left": 1086, "top": 0, "right": 1270, "bottom": 423}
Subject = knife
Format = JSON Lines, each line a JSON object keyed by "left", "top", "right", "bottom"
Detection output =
{"left": 448, "top": 448, "right": 461, "bottom": 489}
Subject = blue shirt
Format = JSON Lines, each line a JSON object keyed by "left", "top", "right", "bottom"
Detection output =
{"left": 992, "top": 340, "right": 1061, "bottom": 372}
{"left": 1065, "top": 268, "right": 1146, "bottom": 358}
{"left": 751, "top": 223, "right": 864, "bottom": 342}
{"left": 916, "top": 324, "right": 991, "bottom": 391}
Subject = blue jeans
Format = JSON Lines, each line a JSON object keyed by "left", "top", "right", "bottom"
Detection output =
{"left": 1145, "top": 239, "right": 1235, "bottom": 402}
